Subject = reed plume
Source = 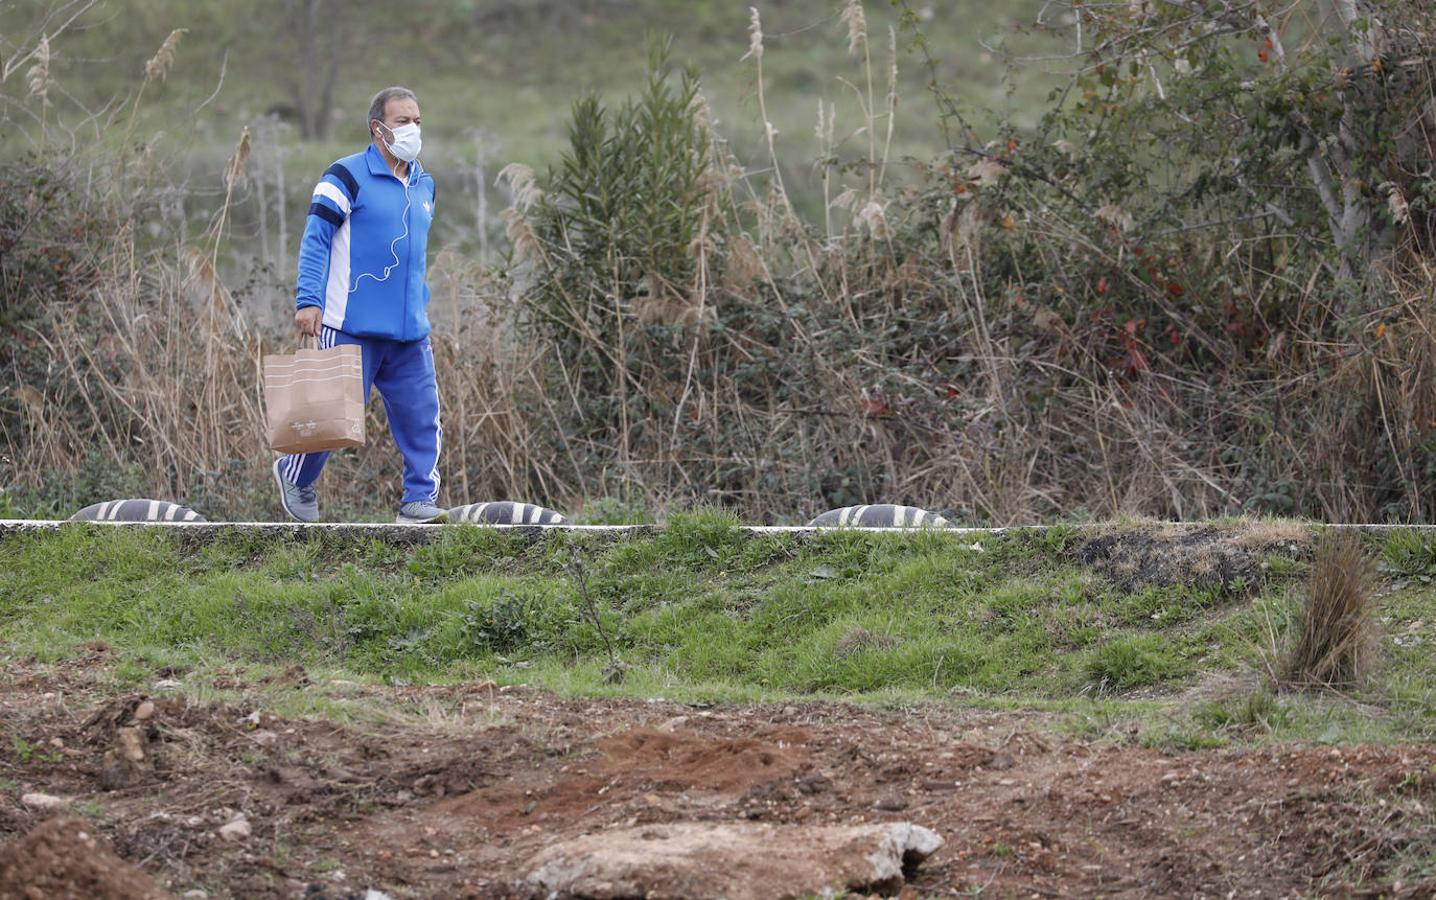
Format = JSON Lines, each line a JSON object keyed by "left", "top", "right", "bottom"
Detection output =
{"left": 25, "top": 34, "right": 50, "bottom": 106}
{"left": 144, "top": 28, "right": 187, "bottom": 82}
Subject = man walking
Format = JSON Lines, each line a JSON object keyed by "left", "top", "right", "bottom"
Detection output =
{"left": 273, "top": 86, "right": 446, "bottom": 524}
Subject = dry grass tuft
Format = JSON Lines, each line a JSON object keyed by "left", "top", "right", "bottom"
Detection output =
{"left": 834, "top": 627, "right": 898, "bottom": 659}
{"left": 840, "top": 0, "right": 868, "bottom": 56}
{"left": 497, "top": 163, "right": 543, "bottom": 211}
{"left": 25, "top": 34, "right": 50, "bottom": 106}
{"left": 742, "top": 7, "right": 763, "bottom": 62}
{"left": 499, "top": 207, "right": 540, "bottom": 265}
{"left": 1233, "top": 518, "right": 1312, "bottom": 549}
{"left": 144, "top": 28, "right": 187, "bottom": 82}
{"left": 224, "top": 127, "right": 251, "bottom": 191}
{"left": 855, "top": 200, "right": 890, "bottom": 239}
{"left": 496, "top": 164, "right": 545, "bottom": 264}
{"left": 1280, "top": 530, "right": 1377, "bottom": 691}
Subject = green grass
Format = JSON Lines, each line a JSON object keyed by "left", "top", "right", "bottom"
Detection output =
{"left": 2, "top": 519, "right": 1433, "bottom": 745}
{"left": 30, "top": 0, "right": 1064, "bottom": 160}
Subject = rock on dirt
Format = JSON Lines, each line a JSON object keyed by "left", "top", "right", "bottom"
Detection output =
{"left": 0, "top": 814, "right": 172, "bottom": 900}
{"left": 524, "top": 821, "right": 943, "bottom": 899}
{"left": 19, "top": 793, "right": 68, "bottom": 810}
{"left": 217, "top": 816, "right": 252, "bottom": 841}
{"left": 100, "top": 725, "right": 153, "bottom": 791}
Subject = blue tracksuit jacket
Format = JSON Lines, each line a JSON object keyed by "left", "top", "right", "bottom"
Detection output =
{"left": 296, "top": 143, "right": 436, "bottom": 341}
{"left": 281, "top": 145, "right": 442, "bottom": 505}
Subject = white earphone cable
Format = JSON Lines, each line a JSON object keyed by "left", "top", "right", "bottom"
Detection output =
{"left": 349, "top": 174, "right": 412, "bottom": 292}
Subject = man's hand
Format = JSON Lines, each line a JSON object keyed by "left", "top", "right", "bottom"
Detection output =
{"left": 296, "top": 306, "right": 322, "bottom": 337}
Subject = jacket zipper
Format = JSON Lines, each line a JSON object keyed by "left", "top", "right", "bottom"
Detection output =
{"left": 401, "top": 170, "right": 410, "bottom": 340}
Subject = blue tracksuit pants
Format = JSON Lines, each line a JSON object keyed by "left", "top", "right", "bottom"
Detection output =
{"left": 277, "top": 325, "right": 442, "bottom": 504}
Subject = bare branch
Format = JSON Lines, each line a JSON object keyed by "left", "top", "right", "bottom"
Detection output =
{"left": 192, "top": 48, "right": 228, "bottom": 115}
{"left": 0, "top": 0, "right": 98, "bottom": 84}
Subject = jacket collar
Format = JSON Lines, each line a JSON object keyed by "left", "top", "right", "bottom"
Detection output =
{"left": 365, "top": 142, "right": 422, "bottom": 183}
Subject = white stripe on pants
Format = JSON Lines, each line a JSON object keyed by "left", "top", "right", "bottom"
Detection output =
{"left": 281, "top": 324, "right": 340, "bottom": 482}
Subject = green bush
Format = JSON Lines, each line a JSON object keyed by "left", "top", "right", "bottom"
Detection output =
{"left": 462, "top": 589, "right": 539, "bottom": 655}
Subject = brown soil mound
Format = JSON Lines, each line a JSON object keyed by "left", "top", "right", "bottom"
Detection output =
{"left": 0, "top": 814, "right": 171, "bottom": 900}
{"left": 3, "top": 657, "right": 1433, "bottom": 898}
{"left": 596, "top": 727, "right": 811, "bottom": 793}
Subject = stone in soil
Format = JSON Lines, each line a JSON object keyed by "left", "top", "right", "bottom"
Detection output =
{"left": 218, "top": 816, "right": 252, "bottom": 841}
{"left": 19, "top": 793, "right": 67, "bottom": 810}
{"left": 524, "top": 821, "right": 943, "bottom": 899}
{"left": 99, "top": 725, "right": 153, "bottom": 790}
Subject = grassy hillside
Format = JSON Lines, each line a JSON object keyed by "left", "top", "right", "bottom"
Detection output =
{"left": 29, "top": 0, "right": 1065, "bottom": 146}
{"left": 7, "top": 0, "right": 1067, "bottom": 258}
{"left": 3, "top": 519, "right": 1433, "bottom": 748}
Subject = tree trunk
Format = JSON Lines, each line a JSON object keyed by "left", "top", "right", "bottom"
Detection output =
{"left": 288, "top": 0, "right": 339, "bottom": 141}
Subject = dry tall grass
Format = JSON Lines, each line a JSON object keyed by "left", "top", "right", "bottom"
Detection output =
{"left": 1279, "top": 530, "right": 1378, "bottom": 690}
{"left": 18, "top": 231, "right": 1425, "bottom": 523}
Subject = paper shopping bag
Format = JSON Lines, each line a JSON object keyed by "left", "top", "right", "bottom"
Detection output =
{"left": 263, "top": 344, "right": 366, "bottom": 454}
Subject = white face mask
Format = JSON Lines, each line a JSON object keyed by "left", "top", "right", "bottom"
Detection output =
{"left": 377, "top": 122, "right": 422, "bottom": 163}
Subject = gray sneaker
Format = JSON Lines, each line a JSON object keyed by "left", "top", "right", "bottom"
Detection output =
{"left": 273, "top": 459, "right": 319, "bottom": 523}
{"left": 396, "top": 501, "right": 448, "bottom": 525}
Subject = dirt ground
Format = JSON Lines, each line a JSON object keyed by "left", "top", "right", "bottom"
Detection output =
{"left": 1, "top": 648, "right": 1433, "bottom": 899}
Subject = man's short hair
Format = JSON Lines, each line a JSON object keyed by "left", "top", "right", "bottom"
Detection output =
{"left": 367, "top": 86, "right": 418, "bottom": 132}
